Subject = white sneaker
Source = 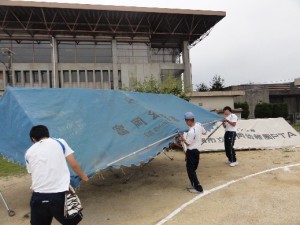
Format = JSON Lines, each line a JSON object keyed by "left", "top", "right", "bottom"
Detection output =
{"left": 225, "top": 161, "right": 231, "bottom": 164}
{"left": 187, "top": 188, "right": 203, "bottom": 193}
{"left": 229, "top": 161, "right": 238, "bottom": 167}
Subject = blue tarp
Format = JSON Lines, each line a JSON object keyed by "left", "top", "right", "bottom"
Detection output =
{"left": 0, "top": 88, "right": 222, "bottom": 186}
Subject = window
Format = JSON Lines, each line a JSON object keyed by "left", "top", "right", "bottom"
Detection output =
{"left": 71, "top": 70, "right": 77, "bottom": 82}
{"left": 63, "top": 71, "right": 70, "bottom": 82}
{"left": 103, "top": 70, "right": 109, "bottom": 82}
{"left": 79, "top": 70, "right": 85, "bottom": 82}
{"left": 33, "top": 41, "right": 51, "bottom": 63}
{"left": 15, "top": 71, "right": 21, "bottom": 83}
{"left": 41, "top": 71, "right": 47, "bottom": 83}
{"left": 58, "top": 42, "right": 76, "bottom": 63}
{"left": 95, "top": 70, "right": 101, "bottom": 82}
{"left": 87, "top": 70, "right": 93, "bottom": 82}
{"left": 32, "top": 71, "right": 39, "bottom": 83}
{"left": 24, "top": 71, "right": 30, "bottom": 83}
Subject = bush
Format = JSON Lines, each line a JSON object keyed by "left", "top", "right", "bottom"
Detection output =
{"left": 272, "top": 103, "right": 288, "bottom": 118}
{"left": 123, "top": 75, "right": 190, "bottom": 101}
{"left": 234, "top": 101, "right": 250, "bottom": 119}
{"left": 255, "top": 103, "right": 273, "bottom": 118}
{"left": 255, "top": 102, "right": 289, "bottom": 118}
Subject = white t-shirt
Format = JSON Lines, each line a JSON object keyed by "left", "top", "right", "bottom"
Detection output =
{"left": 225, "top": 113, "right": 238, "bottom": 132}
{"left": 185, "top": 122, "right": 206, "bottom": 151}
{"left": 25, "top": 138, "right": 74, "bottom": 193}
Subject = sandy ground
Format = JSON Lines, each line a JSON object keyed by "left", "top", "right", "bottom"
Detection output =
{"left": 0, "top": 148, "right": 300, "bottom": 225}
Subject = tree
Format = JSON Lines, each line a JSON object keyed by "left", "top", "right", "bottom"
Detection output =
{"left": 124, "top": 75, "right": 190, "bottom": 101}
{"left": 196, "top": 82, "right": 209, "bottom": 92}
{"left": 234, "top": 102, "right": 250, "bottom": 119}
{"left": 210, "top": 75, "right": 225, "bottom": 91}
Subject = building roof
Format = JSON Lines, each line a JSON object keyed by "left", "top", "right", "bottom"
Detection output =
{"left": 0, "top": 1, "right": 225, "bottom": 48}
{"left": 192, "top": 91, "right": 245, "bottom": 97}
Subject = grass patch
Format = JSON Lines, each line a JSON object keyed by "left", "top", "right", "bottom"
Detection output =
{"left": 0, "top": 156, "right": 26, "bottom": 177}
{"left": 292, "top": 124, "right": 300, "bottom": 132}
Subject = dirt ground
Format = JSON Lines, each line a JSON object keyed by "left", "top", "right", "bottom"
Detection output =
{"left": 0, "top": 148, "right": 300, "bottom": 225}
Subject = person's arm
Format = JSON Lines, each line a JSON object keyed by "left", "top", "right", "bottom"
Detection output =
{"left": 202, "top": 126, "right": 207, "bottom": 135}
{"left": 66, "top": 154, "right": 89, "bottom": 182}
{"left": 224, "top": 119, "right": 236, "bottom": 127}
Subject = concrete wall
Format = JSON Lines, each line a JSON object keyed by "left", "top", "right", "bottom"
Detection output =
{"left": 232, "top": 87, "right": 269, "bottom": 119}
{"left": 1, "top": 62, "right": 184, "bottom": 90}
{"left": 190, "top": 96, "right": 234, "bottom": 110}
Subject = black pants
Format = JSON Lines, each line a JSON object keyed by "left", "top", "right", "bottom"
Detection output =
{"left": 224, "top": 131, "right": 237, "bottom": 163}
{"left": 30, "top": 192, "right": 82, "bottom": 225}
{"left": 186, "top": 149, "right": 203, "bottom": 191}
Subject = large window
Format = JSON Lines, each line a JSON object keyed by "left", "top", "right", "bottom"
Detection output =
{"left": 151, "top": 48, "right": 180, "bottom": 63}
{"left": 58, "top": 42, "right": 76, "bottom": 63}
{"left": 7, "top": 40, "right": 52, "bottom": 63}
{"left": 117, "top": 43, "right": 149, "bottom": 63}
{"left": 58, "top": 41, "right": 112, "bottom": 63}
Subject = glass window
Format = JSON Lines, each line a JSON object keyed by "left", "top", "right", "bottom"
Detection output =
{"left": 32, "top": 71, "right": 39, "bottom": 83}
{"left": 87, "top": 70, "right": 93, "bottom": 82}
{"left": 33, "top": 41, "right": 51, "bottom": 63}
{"left": 79, "top": 70, "right": 85, "bottom": 82}
{"left": 95, "top": 42, "right": 112, "bottom": 63}
{"left": 41, "top": 71, "right": 47, "bottom": 83}
{"left": 76, "top": 42, "right": 95, "bottom": 63}
{"left": 95, "top": 70, "right": 101, "bottom": 82}
{"left": 12, "top": 41, "right": 34, "bottom": 63}
{"left": 24, "top": 71, "right": 30, "bottom": 83}
{"left": 71, "top": 70, "right": 77, "bottom": 82}
{"left": 15, "top": 71, "right": 21, "bottom": 83}
{"left": 103, "top": 70, "right": 109, "bottom": 82}
{"left": 58, "top": 42, "right": 76, "bottom": 63}
{"left": 63, "top": 70, "right": 69, "bottom": 82}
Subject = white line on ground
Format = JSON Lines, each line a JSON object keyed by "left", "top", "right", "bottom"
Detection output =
{"left": 156, "top": 163, "right": 300, "bottom": 225}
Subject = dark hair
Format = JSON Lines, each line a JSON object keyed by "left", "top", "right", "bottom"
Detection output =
{"left": 223, "top": 106, "right": 232, "bottom": 112}
{"left": 29, "top": 125, "right": 50, "bottom": 142}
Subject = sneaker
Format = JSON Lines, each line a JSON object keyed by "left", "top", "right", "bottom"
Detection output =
{"left": 187, "top": 188, "right": 203, "bottom": 193}
{"left": 229, "top": 161, "right": 238, "bottom": 167}
{"left": 225, "top": 161, "right": 231, "bottom": 164}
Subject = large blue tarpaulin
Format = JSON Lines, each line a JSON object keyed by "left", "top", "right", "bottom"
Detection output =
{"left": 0, "top": 88, "right": 222, "bottom": 186}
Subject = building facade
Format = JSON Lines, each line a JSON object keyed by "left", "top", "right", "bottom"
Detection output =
{"left": 0, "top": 1, "right": 225, "bottom": 94}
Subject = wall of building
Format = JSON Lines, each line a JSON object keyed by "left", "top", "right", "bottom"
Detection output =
{"left": 190, "top": 96, "right": 234, "bottom": 110}
{"left": 0, "top": 39, "right": 188, "bottom": 91}
{"left": 0, "top": 62, "right": 184, "bottom": 90}
{"left": 232, "top": 86, "right": 269, "bottom": 119}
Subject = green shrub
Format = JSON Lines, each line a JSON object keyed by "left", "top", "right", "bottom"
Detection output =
{"left": 255, "top": 102, "right": 289, "bottom": 118}
{"left": 255, "top": 103, "right": 273, "bottom": 118}
{"left": 234, "top": 101, "right": 250, "bottom": 119}
{"left": 272, "top": 103, "right": 288, "bottom": 118}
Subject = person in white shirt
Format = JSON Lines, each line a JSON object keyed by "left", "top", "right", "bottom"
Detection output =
{"left": 222, "top": 106, "right": 238, "bottom": 167}
{"left": 179, "top": 112, "right": 206, "bottom": 193}
{"left": 25, "top": 125, "right": 89, "bottom": 225}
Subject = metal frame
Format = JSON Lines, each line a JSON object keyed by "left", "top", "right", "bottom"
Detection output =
{"left": 0, "top": 4, "right": 225, "bottom": 49}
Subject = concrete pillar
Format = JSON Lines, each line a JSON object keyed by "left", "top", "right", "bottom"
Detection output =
{"left": 38, "top": 70, "right": 42, "bottom": 87}
{"left": 51, "top": 37, "right": 58, "bottom": 88}
{"left": 11, "top": 70, "right": 16, "bottom": 86}
{"left": 112, "top": 40, "right": 119, "bottom": 89}
{"left": 182, "top": 41, "right": 192, "bottom": 92}
{"left": 29, "top": 70, "right": 33, "bottom": 87}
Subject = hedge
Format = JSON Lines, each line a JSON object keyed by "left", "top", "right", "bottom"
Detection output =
{"left": 234, "top": 101, "right": 250, "bottom": 119}
{"left": 255, "top": 103, "right": 288, "bottom": 118}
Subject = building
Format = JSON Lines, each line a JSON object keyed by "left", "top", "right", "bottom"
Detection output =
{"left": 228, "top": 78, "right": 300, "bottom": 121}
{"left": 0, "top": 1, "right": 225, "bottom": 95}
{"left": 190, "top": 91, "right": 245, "bottom": 119}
